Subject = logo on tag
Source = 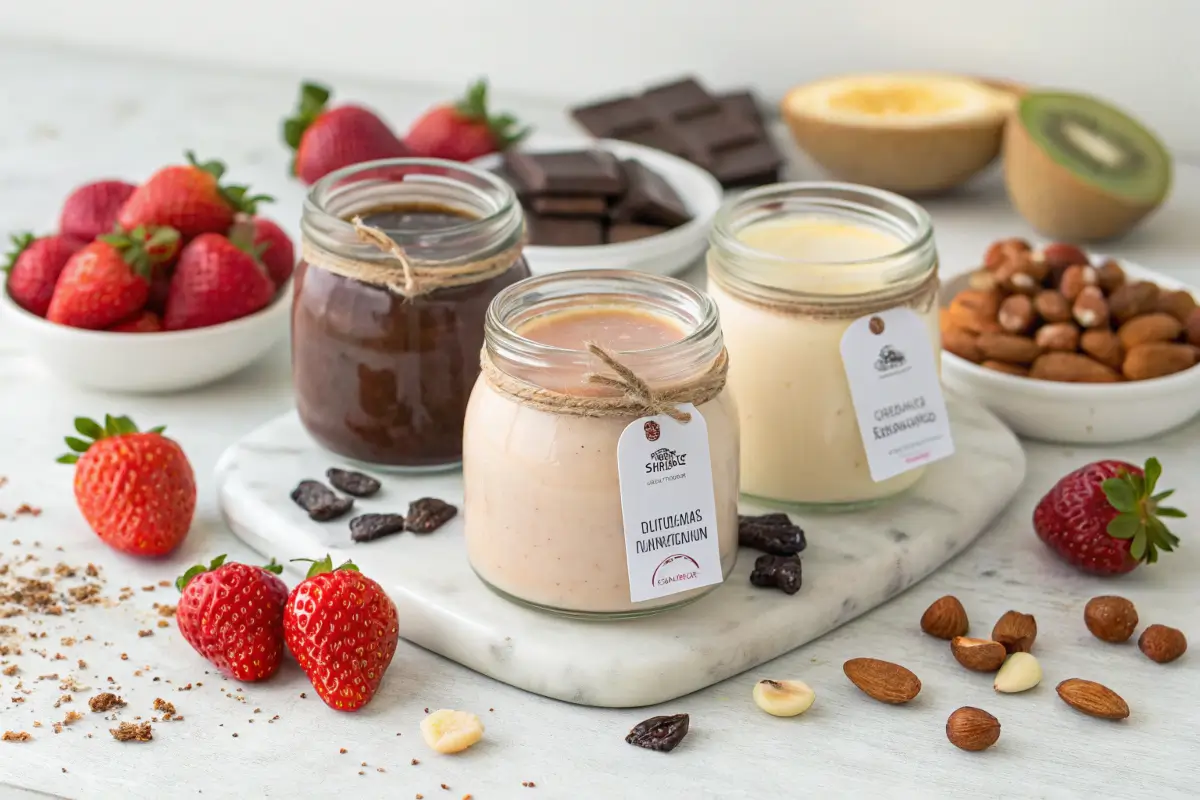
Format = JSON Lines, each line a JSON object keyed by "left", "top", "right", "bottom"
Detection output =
{"left": 643, "top": 420, "right": 661, "bottom": 441}
{"left": 874, "top": 345, "right": 908, "bottom": 372}
{"left": 646, "top": 447, "right": 687, "bottom": 473}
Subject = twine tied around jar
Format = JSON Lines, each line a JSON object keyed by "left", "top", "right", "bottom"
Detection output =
{"left": 480, "top": 343, "right": 728, "bottom": 423}
{"left": 299, "top": 215, "right": 524, "bottom": 300}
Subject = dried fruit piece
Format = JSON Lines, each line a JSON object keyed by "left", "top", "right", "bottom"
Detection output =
{"left": 1029, "top": 352, "right": 1120, "bottom": 383}
{"left": 993, "top": 652, "right": 1042, "bottom": 693}
{"left": 1138, "top": 624, "right": 1187, "bottom": 663}
{"left": 326, "top": 467, "right": 382, "bottom": 498}
{"left": 751, "top": 679, "right": 815, "bottom": 717}
{"left": 945, "top": 707, "right": 1000, "bottom": 752}
{"left": 1156, "top": 289, "right": 1197, "bottom": 324}
{"left": 951, "top": 637, "right": 1007, "bottom": 672}
{"left": 625, "top": 714, "right": 689, "bottom": 752}
{"left": 1080, "top": 329, "right": 1124, "bottom": 370}
{"left": 1059, "top": 264, "right": 1097, "bottom": 301}
{"left": 349, "top": 513, "right": 407, "bottom": 543}
{"left": 406, "top": 497, "right": 458, "bottom": 533}
{"left": 738, "top": 513, "right": 806, "bottom": 556}
{"left": 1056, "top": 678, "right": 1129, "bottom": 720}
{"left": 976, "top": 333, "right": 1042, "bottom": 365}
{"left": 1123, "top": 342, "right": 1196, "bottom": 380}
{"left": 920, "top": 595, "right": 969, "bottom": 640}
{"left": 1072, "top": 286, "right": 1109, "bottom": 328}
{"left": 1084, "top": 596, "right": 1139, "bottom": 643}
{"left": 1109, "top": 281, "right": 1160, "bottom": 325}
{"left": 420, "top": 709, "right": 484, "bottom": 754}
{"left": 1117, "top": 312, "right": 1184, "bottom": 349}
{"left": 290, "top": 480, "right": 353, "bottom": 522}
{"left": 1034, "top": 290, "right": 1072, "bottom": 323}
{"left": 943, "top": 327, "right": 983, "bottom": 363}
{"left": 998, "top": 294, "right": 1036, "bottom": 333}
{"left": 1035, "top": 322, "right": 1080, "bottom": 352}
{"left": 992, "top": 610, "right": 1037, "bottom": 654}
{"left": 842, "top": 658, "right": 921, "bottom": 704}
{"left": 749, "top": 554, "right": 802, "bottom": 595}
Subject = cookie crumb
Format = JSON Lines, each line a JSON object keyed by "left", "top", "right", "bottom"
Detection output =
{"left": 339, "top": 748, "right": 347, "bottom": 754}
{"left": 2, "top": 731, "right": 30, "bottom": 742}
{"left": 153, "top": 698, "right": 175, "bottom": 716}
{"left": 411, "top": 758, "right": 420, "bottom": 765}
{"left": 137, "top": 629, "right": 153, "bottom": 638}
{"left": 109, "top": 722, "right": 152, "bottom": 742}
{"left": 62, "top": 711, "right": 83, "bottom": 726}
{"left": 54, "top": 694, "right": 71, "bottom": 707}
{"left": 88, "top": 692, "right": 125, "bottom": 712}
{"left": 156, "top": 620, "right": 169, "bottom": 629}
{"left": 440, "top": 785, "right": 449, "bottom": 791}
{"left": 2, "top": 665, "right": 17, "bottom": 677}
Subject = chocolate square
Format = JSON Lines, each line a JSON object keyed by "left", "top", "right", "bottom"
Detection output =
{"left": 711, "top": 139, "right": 785, "bottom": 187}
{"left": 641, "top": 77, "right": 720, "bottom": 120}
{"left": 716, "top": 90, "right": 763, "bottom": 126}
{"left": 504, "top": 150, "right": 625, "bottom": 196}
{"left": 570, "top": 96, "right": 654, "bottom": 138}
{"left": 529, "top": 195, "right": 609, "bottom": 217}
{"left": 526, "top": 215, "right": 605, "bottom": 247}
{"left": 610, "top": 159, "right": 691, "bottom": 228}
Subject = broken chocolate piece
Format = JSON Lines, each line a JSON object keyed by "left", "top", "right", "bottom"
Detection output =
{"left": 749, "top": 554, "right": 803, "bottom": 595}
{"left": 610, "top": 159, "right": 691, "bottom": 227}
{"left": 525, "top": 215, "right": 605, "bottom": 247}
{"left": 625, "top": 714, "right": 690, "bottom": 752}
{"left": 738, "top": 513, "right": 807, "bottom": 556}
{"left": 405, "top": 498, "right": 458, "bottom": 533}
{"left": 290, "top": 480, "right": 354, "bottom": 522}
{"left": 349, "top": 513, "right": 407, "bottom": 543}
{"left": 642, "top": 78, "right": 718, "bottom": 120}
{"left": 570, "top": 96, "right": 654, "bottom": 138}
{"left": 711, "top": 139, "right": 784, "bottom": 187}
{"left": 504, "top": 150, "right": 625, "bottom": 196}
{"left": 717, "top": 90, "right": 763, "bottom": 126}
{"left": 326, "top": 468, "right": 382, "bottom": 498}
{"left": 607, "top": 223, "right": 670, "bottom": 244}
{"left": 529, "top": 195, "right": 609, "bottom": 217}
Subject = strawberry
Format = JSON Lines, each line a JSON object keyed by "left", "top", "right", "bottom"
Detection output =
{"left": 405, "top": 79, "right": 529, "bottom": 162}
{"left": 163, "top": 230, "right": 275, "bottom": 331}
{"left": 242, "top": 216, "right": 294, "bottom": 287}
{"left": 283, "top": 82, "right": 411, "bottom": 185}
{"left": 46, "top": 226, "right": 179, "bottom": 329}
{"left": 59, "top": 180, "right": 137, "bottom": 243}
{"left": 1033, "top": 457, "right": 1185, "bottom": 576}
{"left": 176, "top": 554, "right": 288, "bottom": 681}
{"left": 118, "top": 152, "right": 271, "bottom": 240}
{"left": 57, "top": 414, "right": 196, "bottom": 557}
{"left": 283, "top": 555, "right": 399, "bottom": 711}
{"left": 4, "top": 233, "right": 80, "bottom": 317}
{"left": 108, "top": 310, "right": 161, "bottom": 333}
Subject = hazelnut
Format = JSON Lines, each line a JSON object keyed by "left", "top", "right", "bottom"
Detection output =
{"left": 998, "top": 295, "right": 1036, "bottom": 333}
{"left": 1059, "top": 265, "right": 1098, "bottom": 302}
{"left": 1072, "top": 286, "right": 1110, "bottom": 328}
{"left": 1033, "top": 290, "right": 1072, "bottom": 324}
{"left": 1035, "top": 322, "right": 1080, "bottom": 352}
{"left": 1084, "top": 596, "right": 1138, "bottom": 643}
{"left": 1138, "top": 624, "right": 1187, "bottom": 664}
{"left": 1095, "top": 259, "right": 1126, "bottom": 294}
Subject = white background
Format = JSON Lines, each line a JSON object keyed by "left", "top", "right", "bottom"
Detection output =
{"left": 2, "top": 0, "right": 1197, "bottom": 157}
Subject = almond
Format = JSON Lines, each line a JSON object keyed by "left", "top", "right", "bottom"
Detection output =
{"left": 1157, "top": 289, "right": 1197, "bottom": 323}
{"left": 948, "top": 291, "right": 1002, "bottom": 334}
{"left": 1138, "top": 624, "right": 1187, "bottom": 664}
{"left": 1080, "top": 329, "right": 1124, "bottom": 370}
{"left": 1072, "top": 286, "right": 1109, "bottom": 328}
{"left": 920, "top": 596, "right": 968, "bottom": 639}
{"left": 998, "top": 294, "right": 1036, "bottom": 333}
{"left": 1035, "top": 322, "right": 1080, "bottom": 352}
{"left": 1033, "top": 290, "right": 1072, "bottom": 324}
{"left": 842, "top": 658, "right": 921, "bottom": 704}
{"left": 1029, "top": 352, "right": 1121, "bottom": 383}
{"left": 1123, "top": 342, "right": 1196, "bottom": 380}
{"left": 983, "top": 238, "right": 1032, "bottom": 271}
{"left": 1117, "top": 312, "right": 1184, "bottom": 349}
{"left": 992, "top": 610, "right": 1037, "bottom": 654}
{"left": 967, "top": 269, "right": 999, "bottom": 293}
{"left": 1059, "top": 264, "right": 1098, "bottom": 302}
{"left": 945, "top": 707, "right": 1001, "bottom": 752}
{"left": 981, "top": 360, "right": 1028, "bottom": 377}
{"left": 1095, "top": 259, "right": 1126, "bottom": 294}
{"left": 1084, "top": 596, "right": 1139, "bottom": 644}
{"left": 996, "top": 255, "right": 1049, "bottom": 295}
{"left": 1109, "top": 281, "right": 1160, "bottom": 325}
{"left": 951, "top": 637, "right": 1007, "bottom": 672}
{"left": 1186, "top": 308, "right": 1200, "bottom": 347}
{"left": 977, "top": 333, "right": 1042, "bottom": 365}
{"left": 942, "top": 327, "right": 983, "bottom": 363}
{"left": 993, "top": 652, "right": 1042, "bottom": 693}
{"left": 1056, "top": 678, "right": 1129, "bottom": 720}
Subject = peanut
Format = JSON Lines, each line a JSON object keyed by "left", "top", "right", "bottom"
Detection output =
{"left": 1123, "top": 343, "right": 1196, "bottom": 381}
{"left": 1059, "top": 265, "right": 1098, "bottom": 302}
{"left": 1109, "top": 281, "right": 1160, "bottom": 325}
{"left": 981, "top": 360, "right": 1029, "bottom": 377}
{"left": 1030, "top": 352, "right": 1121, "bottom": 383}
{"left": 1072, "top": 286, "right": 1110, "bottom": 329}
{"left": 983, "top": 238, "right": 1031, "bottom": 271}
{"left": 998, "top": 295, "right": 1036, "bottom": 333}
{"left": 948, "top": 290, "right": 1002, "bottom": 334}
{"left": 1117, "top": 312, "right": 1184, "bottom": 350}
{"left": 942, "top": 327, "right": 983, "bottom": 363}
{"left": 1035, "top": 322, "right": 1080, "bottom": 352}
{"left": 1080, "top": 329, "right": 1124, "bottom": 370}
{"left": 1095, "top": 259, "right": 1126, "bottom": 294}
{"left": 977, "top": 333, "right": 1042, "bottom": 365}
{"left": 1033, "top": 290, "right": 1072, "bottom": 324}
{"left": 1187, "top": 308, "right": 1200, "bottom": 347}
{"left": 1156, "top": 289, "right": 1198, "bottom": 324}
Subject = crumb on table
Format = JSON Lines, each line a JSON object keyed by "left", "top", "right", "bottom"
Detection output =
{"left": 109, "top": 722, "right": 152, "bottom": 742}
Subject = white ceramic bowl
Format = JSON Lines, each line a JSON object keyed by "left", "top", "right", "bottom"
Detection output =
{"left": 941, "top": 259, "right": 1200, "bottom": 444}
{"left": 0, "top": 287, "right": 290, "bottom": 393}
{"left": 472, "top": 136, "right": 723, "bottom": 278}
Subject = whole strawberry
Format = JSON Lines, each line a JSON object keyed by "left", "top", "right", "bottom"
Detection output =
{"left": 58, "top": 414, "right": 196, "bottom": 557}
{"left": 163, "top": 229, "right": 275, "bottom": 330}
{"left": 118, "top": 152, "right": 271, "bottom": 240}
{"left": 59, "top": 180, "right": 137, "bottom": 243}
{"left": 108, "top": 311, "right": 161, "bottom": 333}
{"left": 176, "top": 555, "right": 288, "bottom": 681}
{"left": 1033, "top": 457, "right": 1184, "bottom": 576}
{"left": 46, "top": 226, "right": 179, "bottom": 329}
{"left": 4, "top": 232, "right": 80, "bottom": 317}
{"left": 283, "top": 82, "right": 411, "bottom": 185}
{"left": 405, "top": 79, "right": 529, "bottom": 162}
{"left": 283, "top": 555, "right": 399, "bottom": 711}
{"left": 243, "top": 216, "right": 294, "bottom": 287}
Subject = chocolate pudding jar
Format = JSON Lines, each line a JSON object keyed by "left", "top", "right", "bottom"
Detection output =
{"left": 295, "top": 159, "right": 529, "bottom": 470}
{"left": 463, "top": 270, "right": 740, "bottom": 618}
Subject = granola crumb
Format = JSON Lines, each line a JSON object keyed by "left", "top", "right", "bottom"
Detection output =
{"left": 32, "top": 721, "right": 42, "bottom": 728}
{"left": 85, "top": 564, "right": 99, "bottom": 578}
{"left": 141, "top": 586, "right": 155, "bottom": 592}
{"left": 522, "top": 781, "right": 537, "bottom": 788}
{"left": 15, "top": 505, "right": 41, "bottom": 517}
{"left": 77, "top": 659, "right": 86, "bottom": 669}
{"left": 2, "top": 731, "right": 30, "bottom": 742}
{"left": 2, "top": 665, "right": 17, "bottom": 676}
{"left": 153, "top": 698, "right": 175, "bottom": 716}
{"left": 339, "top": 748, "right": 347, "bottom": 754}
{"left": 156, "top": 620, "right": 169, "bottom": 629}
{"left": 416, "top": 795, "right": 423, "bottom": 799}
{"left": 179, "top": 683, "right": 192, "bottom": 691}
{"left": 119, "top": 653, "right": 128, "bottom": 661}
{"left": 109, "top": 722, "right": 152, "bottom": 742}
{"left": 232, "top": 733, "right": 238, "bottom": 738}
{"left": 155, "top": 604, "right": 176, "bottom": 618}
{"left": 62, "top": 711, "right": 83, "bottom": 726}
{"left": 88, "top": 692, "right": 125, "bottom": 712}
{"left": 441, "top": 785, "right": 449, "bottom": 791}
{"left": 11, "top": 697, "right": 24, "bottom": 703}
{"left": 361, "top": 762, "right": 367, "bottom": 767}
{"left": 411, "top": 759, "right": 420, "bottom": 766}
{"left": 300, "top": 692, "right": 306, "bottom": 698}
{"left": 137, "top": 630, "right": 153, "bottom": 638}
{"left": 357, "top": 771, "right": 364, "bottom": 776}
{"left": 60, "top": 637, "right": 76, "bottom": 646}
{"left": 377, "top": 768, "right": 385, "bottom": 773}
{"left": 54, "top": 694, "right": 71, "bottom": 708}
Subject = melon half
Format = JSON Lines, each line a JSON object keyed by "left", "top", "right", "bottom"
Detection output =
{"left": 781, "top": 73, "right": 1018, "bottom": 195}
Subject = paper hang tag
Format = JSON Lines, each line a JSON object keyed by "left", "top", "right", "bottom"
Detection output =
{"left": 616, "top": 403, "right": 724, "bottom": 603}
{"left": 839, "top": 307, "right": 955, "bottom": 483}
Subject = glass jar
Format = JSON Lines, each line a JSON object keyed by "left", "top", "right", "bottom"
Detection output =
{"left": 463, "top": 270, "right": 740, "bottom": 618}
{"left": 707, "top": 182, "right": 940, "bottom": 509}
{"left": 295, "top": 159, "right": 530, "bottom": 471}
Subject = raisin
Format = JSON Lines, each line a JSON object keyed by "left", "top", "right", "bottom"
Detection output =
{"left": 625, "top": 714, "right": 689, "bottom": 752}
{"left": 749, "top": 554, "right": 802, "bottom": 595}
{"left": 405, "top": 498, "right": 457, "bottom": 533}
{"left": 290, "top": 480, "right": 353, "bottom": 522}
{"left": 738, "top": 513, "right": 807, "bottom": 556}
{"left": 326, "top": 468, "right": 382, "bottom": 498}
{"left": 349, "top": 514, "right": 407, "bottom": 543}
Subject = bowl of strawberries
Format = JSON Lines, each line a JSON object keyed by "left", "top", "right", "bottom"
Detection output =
{"left": 2, "top": 153, "right": 295, "bottom": 393}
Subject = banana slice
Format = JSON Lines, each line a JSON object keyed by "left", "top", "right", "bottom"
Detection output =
{"left": 752, "top": 679, "right": 816, "bottom": 717}
{"left": 420, "top": 709, "right": 484, "bottom": 754}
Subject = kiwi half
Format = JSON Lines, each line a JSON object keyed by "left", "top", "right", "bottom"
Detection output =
{"left": 1004, "top": 90, "right": 1172, "bottom": 241}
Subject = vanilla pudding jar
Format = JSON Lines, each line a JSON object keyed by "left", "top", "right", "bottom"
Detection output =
{"left": 707, "top": 183, "right": 941, "bottom": 508}
{"left": 462, "top": 270, "right": 739, "bottom": 618}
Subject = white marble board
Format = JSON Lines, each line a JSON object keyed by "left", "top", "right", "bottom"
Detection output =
{"left": 216, "top": 394, "right": 1024, "bottom": 708}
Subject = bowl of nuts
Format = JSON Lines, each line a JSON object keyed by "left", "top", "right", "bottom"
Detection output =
{"left": 940, "top": 238, "right": 1200, "bottom": 444}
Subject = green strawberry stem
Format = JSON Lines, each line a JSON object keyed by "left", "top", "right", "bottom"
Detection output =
{"left": 1102, "top": 457, "right": 1185, "bottom": 564}
{"left": 176, "top": 554, "right": 228, "bottom": 592}
{"left": 99, "top": 225, "right": 180, "bottom": 278}
{"left": 262, "top": 558, "right": 284, "bottom": 575}
{"left": 454, "top": 78, "right": 530, "bottom": 149}
{"left": 184, "top": 151, "right": 274, "bottom": 215}
{"left": 291, "top": 554, "right": 360, "bottom": 579}
{"left": 282, "top": 82, "right": 332, "bottom": 174}
{"left": 226, "top": 219, "right": 268, "bottom": 262}
{"left": 57, "top": 415, "right": 166, "bottom": 464}
{"left": 3, "top": 232, "right": 36, "bottom": 274}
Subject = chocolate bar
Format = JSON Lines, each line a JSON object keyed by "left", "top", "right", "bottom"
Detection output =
{"left": 529, "top": 195, "right": 609, "bottom": 217}
{"left": 504, "top": 150, "right": 625, "bottom": 196}
{"left": 524, "top": 215, "right": 605, "bottom": 247}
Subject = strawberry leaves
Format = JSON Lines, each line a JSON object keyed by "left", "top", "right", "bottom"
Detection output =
{"left": 282, "top": 82, "right": 333, "bottom": 175}
{"left": 184, "top": 151, "right": 273, "bottom": 215}
{"left": 291, "top": 554, "right": 360, "bottom": 579}
{"left": 177, "top": 554, "right": 228, "bottom": 592}
{"left": 1102, "top": 457, "right": 1184, "bottom": 564}
{"left": 57, "top": 415, "right": 167, "bottom": 464}
{"left": 3, "top": 232, "right": 36, "bottom": 274}
{"left": 454, "top": 78, "right": 530, "bottom": 149}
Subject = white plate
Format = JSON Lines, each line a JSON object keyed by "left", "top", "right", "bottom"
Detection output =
{"left": 473, "top": 135, "right": 723, "bottom": 278}
{"left": 941, "top": 258, "right": 1200, "bottom": 444}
